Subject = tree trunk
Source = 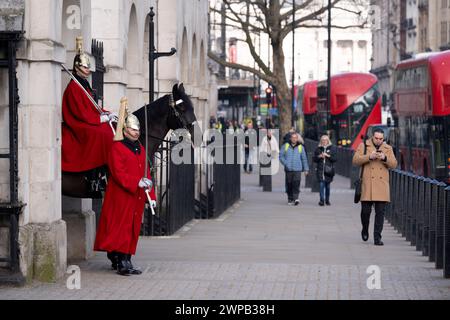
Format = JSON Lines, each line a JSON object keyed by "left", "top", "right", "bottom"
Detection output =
{"left": 272, "top": 39, "right": 292, "bottom": 139}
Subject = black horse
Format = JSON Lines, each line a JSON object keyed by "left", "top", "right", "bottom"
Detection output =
{"left": 62, "top": 83, "right": 201, "bottom": 199}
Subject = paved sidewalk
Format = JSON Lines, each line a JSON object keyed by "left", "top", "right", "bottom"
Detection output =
{"left": 1, "top": 169, "right": 450, "bottom": 300}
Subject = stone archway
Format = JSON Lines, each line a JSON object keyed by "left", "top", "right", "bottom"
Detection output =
{"left": 60, "top": 0, "right": 97, "bottom": 264}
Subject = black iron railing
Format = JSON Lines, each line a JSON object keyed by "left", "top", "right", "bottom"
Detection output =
{"left": 195, "top": 136, "right": 241, "bottom": 219}
{"left": 0, "top": 31, "right": 25, "bottom": 283}
{"left": 387, "top": 169, "right": 450, "bottom": 279}
{"left": 142, "top": 141, "right": 195, "bottom": 236}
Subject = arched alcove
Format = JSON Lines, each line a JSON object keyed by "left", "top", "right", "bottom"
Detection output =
{"left": 126, "top": 4, "right": 142, "bottom": 110}
{"left": 180, "top": 28, "right": 189, "bottom": 84}
{"left": 199, "top": 41, "right": 206, "bottom": 87}
{"left": 191, "top": 33, "right": 198, "bottom": 85}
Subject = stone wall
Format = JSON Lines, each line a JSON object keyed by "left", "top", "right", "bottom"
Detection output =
{"left": 0, "top": 0, "right": 215, "bottom": 283}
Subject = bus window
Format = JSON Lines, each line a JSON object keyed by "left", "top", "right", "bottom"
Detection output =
{"left": 432, "top": 121, "right": 446, "bottom": 168}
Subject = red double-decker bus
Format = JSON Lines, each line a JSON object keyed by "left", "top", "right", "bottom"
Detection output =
{"left": 316, "top": 73, "right": 382, "bottom": 150}
{"left": 393, "top": 51, "right": 450, "bottom": 183}
{"left": 296, "top": 81, "right": 319, "bottom": 140}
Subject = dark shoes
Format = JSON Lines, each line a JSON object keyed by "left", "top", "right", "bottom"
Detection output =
{"left": 294, "top": 200, "right": 300, "bottom": 206}
{"left": 126, "top": 254, "right": 142, "bottom": 275}
{"left": 107, "top": 252, "right": 118, "bottom": 270}
{"left": 319, "top": 201, "right": 325, "bottom": 206}
{"left": 108, "top": 252, "right": 142, "bottom": 276}
{"left": 326, "top": 201, "right": 331, "bottom": 206}
{"left": 374, "top": 240, "right": 384, "bottom": 246}
{"left": 361, "top": 229, "right": 369, "bottom": 242}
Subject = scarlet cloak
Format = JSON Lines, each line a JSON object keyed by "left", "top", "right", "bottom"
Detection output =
{"left": 94, "top": 141, "right": 156, "bottom": 255}
{"left": 62, "top": 80, "right": 114, "bottom": 172}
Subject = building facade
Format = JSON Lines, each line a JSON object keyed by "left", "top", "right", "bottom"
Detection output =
{"left": 371, "top": 0, "right": 450, "bottom": 123}
{"left": 0, "top": 0, "right": 213, "bottom": 283}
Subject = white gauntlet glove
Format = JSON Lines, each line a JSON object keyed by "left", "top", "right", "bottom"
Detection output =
{"left": 108, "top": 112, "right": 118, "bottom": 122}
{"left": 138, "top": 178, "right": 153, "bottom": 189}
{"left": 100, "top": 114, "right": 110, "bottom": 123}
{"left": 150, "top": 200, "right": 157, "bottom": 208}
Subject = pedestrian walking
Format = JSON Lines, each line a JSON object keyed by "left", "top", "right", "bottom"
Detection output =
{"left": 279, "top": 133, "right": 309, "bottom": 206}
{"left": 260, "top": 129, "right": 280, "bottom": 176}
{"left": 313, "top": 135, "right": 337, "bottom": 206}
{"left": 244, "top": 122, "right": 257, "bottom": 173}
{"left": 352, "top": 128, "right": 398, "bottom": 246}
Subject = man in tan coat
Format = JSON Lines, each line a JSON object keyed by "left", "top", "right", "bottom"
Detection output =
{"left": 352, "top": 128, "right": 398, "bottom": 246}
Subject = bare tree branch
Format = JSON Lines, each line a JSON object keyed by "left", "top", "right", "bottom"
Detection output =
{"left": 208, "top": 51, "right": 275, "bottom": 84}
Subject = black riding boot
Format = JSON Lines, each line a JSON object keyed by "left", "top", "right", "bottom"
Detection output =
{"left": 126, "top": 254, "right": 142, "bottom": 275}
{"left": 116, "top": 253, "right": 130, "bottom": 276}
{"left": 107, "top": 252, "right": 118, "bottom": 270}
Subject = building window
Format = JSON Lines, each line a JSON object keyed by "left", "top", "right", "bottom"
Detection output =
{"left": 441, "top": 22, "right": 448, "bottom": 45}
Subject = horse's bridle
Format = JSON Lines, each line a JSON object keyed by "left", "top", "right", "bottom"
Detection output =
{"left": 168, "top": 94, "right": 197, "bottom": 132}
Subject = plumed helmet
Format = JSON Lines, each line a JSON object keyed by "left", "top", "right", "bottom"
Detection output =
{"left": 113, "top": 97, "right": 140, "bottom": 141}
{"left": 125, "top": 114, "right": 140, "bottom": 131}
{"left": 73, "top": 36, "right": 91, "bottom": 69}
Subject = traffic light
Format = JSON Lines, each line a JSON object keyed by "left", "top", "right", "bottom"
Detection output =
{"left": 253, "top": 94, "right": 258, "bottom": 109}
{"left": 265, "top": 87, "right": 273, "bottom": 105}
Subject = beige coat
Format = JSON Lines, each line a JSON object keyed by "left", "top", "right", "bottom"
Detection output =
{"left": 352, "top": 140, "right": 398, "bottom": 202}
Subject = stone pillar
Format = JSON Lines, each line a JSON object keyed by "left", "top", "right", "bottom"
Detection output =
{"left": 14, "top": 0, "right": 67, "bottom": 283}
{"left": 62, "top": 197, "right": 96, "bottom": 262}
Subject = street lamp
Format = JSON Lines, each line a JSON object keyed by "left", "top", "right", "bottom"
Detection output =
{"left": 291, "top": 0, "right": 296, "bottom": 128}
{"left": 327, "top": 0, "right": 332, "bottom": 130}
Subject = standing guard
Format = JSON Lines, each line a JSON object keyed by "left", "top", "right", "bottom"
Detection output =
{"left": 62, "top": 36, "right": 116, "bottom": 173}
{"left": 94, "top": 98, "right": 157, "bottom": 276}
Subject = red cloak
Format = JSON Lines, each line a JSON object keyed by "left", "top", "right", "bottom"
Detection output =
{"left": 94, "top": 141, "right": 156, "bottom": 255}
{"left": 62, "top": 80, "right": 114, "bottom": 172}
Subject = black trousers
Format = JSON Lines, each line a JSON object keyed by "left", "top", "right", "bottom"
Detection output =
{"left": 361, "top": 201, "right": 387, "bottom": 242}
{"left": 244, "top": 150, "right": 252, "bottom": 172}
{"left": 285, "top": 171, "right": 302, "bottom": 201}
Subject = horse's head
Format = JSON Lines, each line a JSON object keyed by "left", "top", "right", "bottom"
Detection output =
{"left": 169, "top": 83, "right": 203, "bottom": 146}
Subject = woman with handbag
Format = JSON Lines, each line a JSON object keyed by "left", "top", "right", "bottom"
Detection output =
{"left": 313, "top": 135, "right": 337, "bottom": 206}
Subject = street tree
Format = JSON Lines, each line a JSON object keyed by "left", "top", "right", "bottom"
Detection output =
{"left": 208, "top": 0, "right": 370, "bottom": 136}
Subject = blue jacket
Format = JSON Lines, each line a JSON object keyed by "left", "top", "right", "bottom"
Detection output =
{"left": 279, "top": 143, "right": 310, "bottom": 172}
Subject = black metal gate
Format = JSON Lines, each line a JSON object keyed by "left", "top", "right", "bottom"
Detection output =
{"left": 0, "top": 31, "right": 25, "bottom": 282}
{"left": 142, "top": 141, "right": 196, "bottom": 236}
{"left": 195, "top": 135, "right": 241, "bottom": 219}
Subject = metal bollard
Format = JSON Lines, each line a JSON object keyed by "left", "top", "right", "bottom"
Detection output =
{"left": 260, "top": 162, "right": 272, "bottom": 192}
{"left": 422, "top": 178, "right": 433, "bottom": 257}
{"left": 405, "top": 173, "right": 414, "bottom": 242}
{"left": 410, "top": 176, "right": 419, "bottom": 246}
{"left": 416, "top": 177, "right": 426, "bottom": 252}
{"left": 429, "top": 180, "right": 439, "bottom": 263}
{"left": 399, "top": 172, "right": 408, "bottom": 237}
{"left": 435, "top": 182, "right": 447, "bottom": 270}
{"left": 444, "top": 186, "right": 450, "bottom": 279}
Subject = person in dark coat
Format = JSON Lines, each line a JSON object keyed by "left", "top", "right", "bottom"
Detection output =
{"left": 313, "top": 135, "right": 337, "bottom": 206}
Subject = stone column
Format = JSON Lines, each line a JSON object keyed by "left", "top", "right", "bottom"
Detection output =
{"left": 15, "top": 0, "right": 67, "bottom": 282}
{"left": 91, "top": 0, "right": 126, "bottom": 112}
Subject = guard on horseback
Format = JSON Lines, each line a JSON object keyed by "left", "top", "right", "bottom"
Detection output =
{"left": 61, "top": 36, "right": 116, "bottom": 192}
{"left": 94, "top": 98, "right": 157, "bottom": 276}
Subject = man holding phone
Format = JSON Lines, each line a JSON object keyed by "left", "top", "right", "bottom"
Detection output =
{"left": 352, "top": 128, "right": 398, "bottom": 246}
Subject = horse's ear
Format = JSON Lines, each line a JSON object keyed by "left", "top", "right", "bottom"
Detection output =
{"left": 179, "top": 83, "right": 185, "bottom": 94}
{"left": 172, "top": 84, "right": 178, "bottom": 96}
